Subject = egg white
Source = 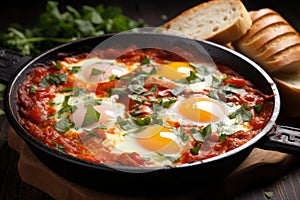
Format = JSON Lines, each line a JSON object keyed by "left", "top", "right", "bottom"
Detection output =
{"left": 161, "top": 95, "right": 251, "bottom": 135}
{"left": 51, "top": 93, "right": 126, "bottom": 131}
{"left": 103, "top": 126, "right": 184, "bottom": 166}
{"left": 61, "top": 57, "right": 133, "bottom": 84}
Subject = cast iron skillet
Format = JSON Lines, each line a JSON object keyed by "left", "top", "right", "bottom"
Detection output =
{"left": 1, "top": 32, "right": 300, "bottom": 194}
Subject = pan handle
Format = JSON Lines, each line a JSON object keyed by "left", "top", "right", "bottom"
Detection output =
{"left": 258, "top": 125, "right": 300, "bottom": 155}
{"left": 0, "top": 47, "right": 31, "bottom": 83}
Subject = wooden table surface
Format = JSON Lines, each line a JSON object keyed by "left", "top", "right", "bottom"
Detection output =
{"left": 1, "top": 1, "right": 300, "bottom": 199}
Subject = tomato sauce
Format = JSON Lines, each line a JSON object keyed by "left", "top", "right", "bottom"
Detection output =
{"left": 17, "top": 47, "right": 274, "bottom": 167}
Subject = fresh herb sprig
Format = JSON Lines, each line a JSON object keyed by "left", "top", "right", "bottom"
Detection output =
{"left": 0, "top": 1, "right": 145, "bottom": 57}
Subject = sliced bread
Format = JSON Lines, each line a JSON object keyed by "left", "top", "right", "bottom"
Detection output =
{"left": 162, "top": 0, "right": 252, "bottom": 44}
{"left": 232, "top": 8, "right": 300, "bottom": 73}
{"left": 233, "top": 8, "right": 300, "bottom": 117}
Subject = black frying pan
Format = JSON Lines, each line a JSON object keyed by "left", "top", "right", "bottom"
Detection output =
{"left": 1, "top": 32, "right": 300, "bottom": 194}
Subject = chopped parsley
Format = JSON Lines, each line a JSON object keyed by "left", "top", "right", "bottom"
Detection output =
{"left": 117, "top": 116, "right": 137, "bottom": 131}
{"left": 190, "top": 145, "right": 201, "bottom": 155}
{"left": 29, "top": 85, "right": 38, "bottom": 93}
{"left": 51, "top": 61, "right": 62, "bottom": 70}
{"left": 52, "top": 141, "right": 66, "bottom": 152}
{"left": 58, "top": 95, "right": 77, "bottom": 116}
{"left": 90, "top": 68, "right": 105, "bottom": 76}
{"left": 176, "top": 127, "right": 189, "bottom": 142}
{"left": 253, "top": 103, "right": 263, "bottom": 114}
{"left": 55, "top": 118, "right": 75, "bottom": 132}
{"left": 141, "top": 57, "right": 151, "bottom": 65}
{"left": 191, "top": 124, "right": 212, "bottom": 142}
{"left": 264, "top": 191, "right": 275, "bottom": 199}
{"left": 228, "top": 104, "right": 253, "bottom": 122}
{"left": 82, "top": 104, "right": 100, "bottom": 127}
{"left": 39, "top": 73, "right": 67, "bottom": 88}
{"left": 68, "top": 66, "right": 82, "bottom": 74}
{"left": 128, "top": 74, "right": 147, "bottom": 94}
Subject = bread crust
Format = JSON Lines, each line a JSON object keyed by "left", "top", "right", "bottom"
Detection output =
{"left": 163, "top": 0, "right": 252, "bottom": 44}
{"left": 257, "top": 34, "right": 300, "bottom": 59}
{"left": 233, "top": 8, "right": 300, "bottom": 117}
{"left": 274, "top": 75, "right": 300, "bottom": 117}
{"left": 232, "top": 8, "right": 300, "bottom": 73}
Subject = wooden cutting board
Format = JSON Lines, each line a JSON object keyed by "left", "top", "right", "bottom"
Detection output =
{"left": 7, "top": 129, "right": 300, "bottom": 200}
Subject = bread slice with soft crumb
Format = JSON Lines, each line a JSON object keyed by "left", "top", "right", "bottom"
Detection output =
{"left": 273, "top": 74, "right": 300, "bottom": 117}
{"left": 232, "top": 8, "right": 300, "bottom": 73}
{"left": 162, "top": 0, "right": 252, "bottom": 44}
{"left": 233, "top": 8, "right": 300, "bottom": 117}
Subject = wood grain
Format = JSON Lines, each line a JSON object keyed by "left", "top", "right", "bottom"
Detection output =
{"left": 6, "top": 127, "right": 300, "bottom": 200}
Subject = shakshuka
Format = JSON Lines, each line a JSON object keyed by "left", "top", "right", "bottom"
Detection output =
{"left": 17, "top": 46, "right": 273, "bottom": 167}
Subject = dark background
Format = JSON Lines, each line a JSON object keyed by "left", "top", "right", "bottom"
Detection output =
{"left": 0, "top": 0, "right": 299, "bottom": 32}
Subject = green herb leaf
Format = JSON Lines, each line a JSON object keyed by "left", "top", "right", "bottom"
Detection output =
{"left": 190, "top": 64, "right": 209, "bottom": 76}
{"left": 59, "top": 87, "right": 73, "bottom": 92}
{"left": 52, "top": 61, "right": 62, "bottom": 70}
{"left": 108, "top": 87, "right": 128, "bottom": 97}
{"left": 131, "top": 116, "right": 152, "bottom": 126}
{"left": 216, "top": 122, "right": 236, "bottom": 141}
{"left": 39, "top": 73, "right": 67, "bottom": 88}
{"left": 68, "top": 66, "right": 81, "bottom": 74}
{"left": 186, "top": 70, "right": 203, "bottom": 83}
{"left": 91, "top": 68, "right": 105, "bottom": 76}
{"left": 39, "top": 77, "right": 49, "bottom": 88}
{"left": 141, "top": 57, "right": 151, "bottom": 65}
{"left": 191, "top": 124, "right": 212, "bottom": 142}
{"left": 219, "top": 134, "right": 226, "bottom": 142}
{"left": 58, "top": 95, "right": 77, "bottom": 116}
{"left": 161, "top": 97, "right": 177, "bottom": 108}
{"left": 55, "top": 118, "right": 75, "bottom": 132}
{"left": 116, "top": 116, "right": 137, "bottom": 131}
{"left": 143, "top": 85, "right": 157, "bottom": 96}
{"left": 176, "top": 127, "right": 189, "bottom": 142}
{"left": 82, "top": 104, "right": 100, "bottom": 127}
{"left": 190, "top": 145, "right": 200, "bottom": 155}
{"left": 150, "top": 113, "right": 163, "bottom": 126}
{"left": 253, "top": 103, "right": 263, "bottom": 114}
{"left": 0, "top": 1, "right": 145, "bottom": 57}
{"left": 264, "top": 191, "right": 275, "bottom": 199}
{"left": 128, "top": 74, "right": 146, "bottom": 94}
{"left": 109, "top": 74, "right": 120, "bottom": 81}
{"left": 29, "top": 85, "right": 38, "bottom": 93}
{"left": 228, "top": 104, "right": 253, "bottom": 122}
{"left": 222, "top": 84, "right": 246, "bottom": 95}
{"left": 52, "top": 141, "right": 66, "bottom": 152}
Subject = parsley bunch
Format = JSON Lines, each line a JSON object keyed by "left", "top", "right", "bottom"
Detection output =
{"left": 0, "top": 1, "right": 145, "bottom": 57}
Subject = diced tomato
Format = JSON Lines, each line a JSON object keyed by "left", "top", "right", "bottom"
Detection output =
{"left": 95, "top": 79, "right": 118, "bottom": 96}
{"left": 249, "top": 117, "right": 266, "bottom": 130}
{"left": 223, "top": 77, "right": 246, "bottom": 88}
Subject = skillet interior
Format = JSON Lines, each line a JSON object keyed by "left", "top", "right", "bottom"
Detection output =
{"left": 4, "top": 32, "right": 280, "bottom": 194}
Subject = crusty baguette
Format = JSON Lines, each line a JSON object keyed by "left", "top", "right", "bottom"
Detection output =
{"left": 233, "top": 8, "right": 300, "bottom": 117}
{"left": 162, "top": 0, "right": 252, "bottom": 44}
{"left": 232, "top": 8, "right": 300, "bottom": 73}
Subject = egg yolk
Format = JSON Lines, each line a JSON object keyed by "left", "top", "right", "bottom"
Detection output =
{"left": 179, "top": 97, "right": 224, "bottom": 123}
{"left": 156, "top": 62, "right": 194, "bottom": 80}
{"left": 131, "top": 126, "right": 181, "bottom": 154}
